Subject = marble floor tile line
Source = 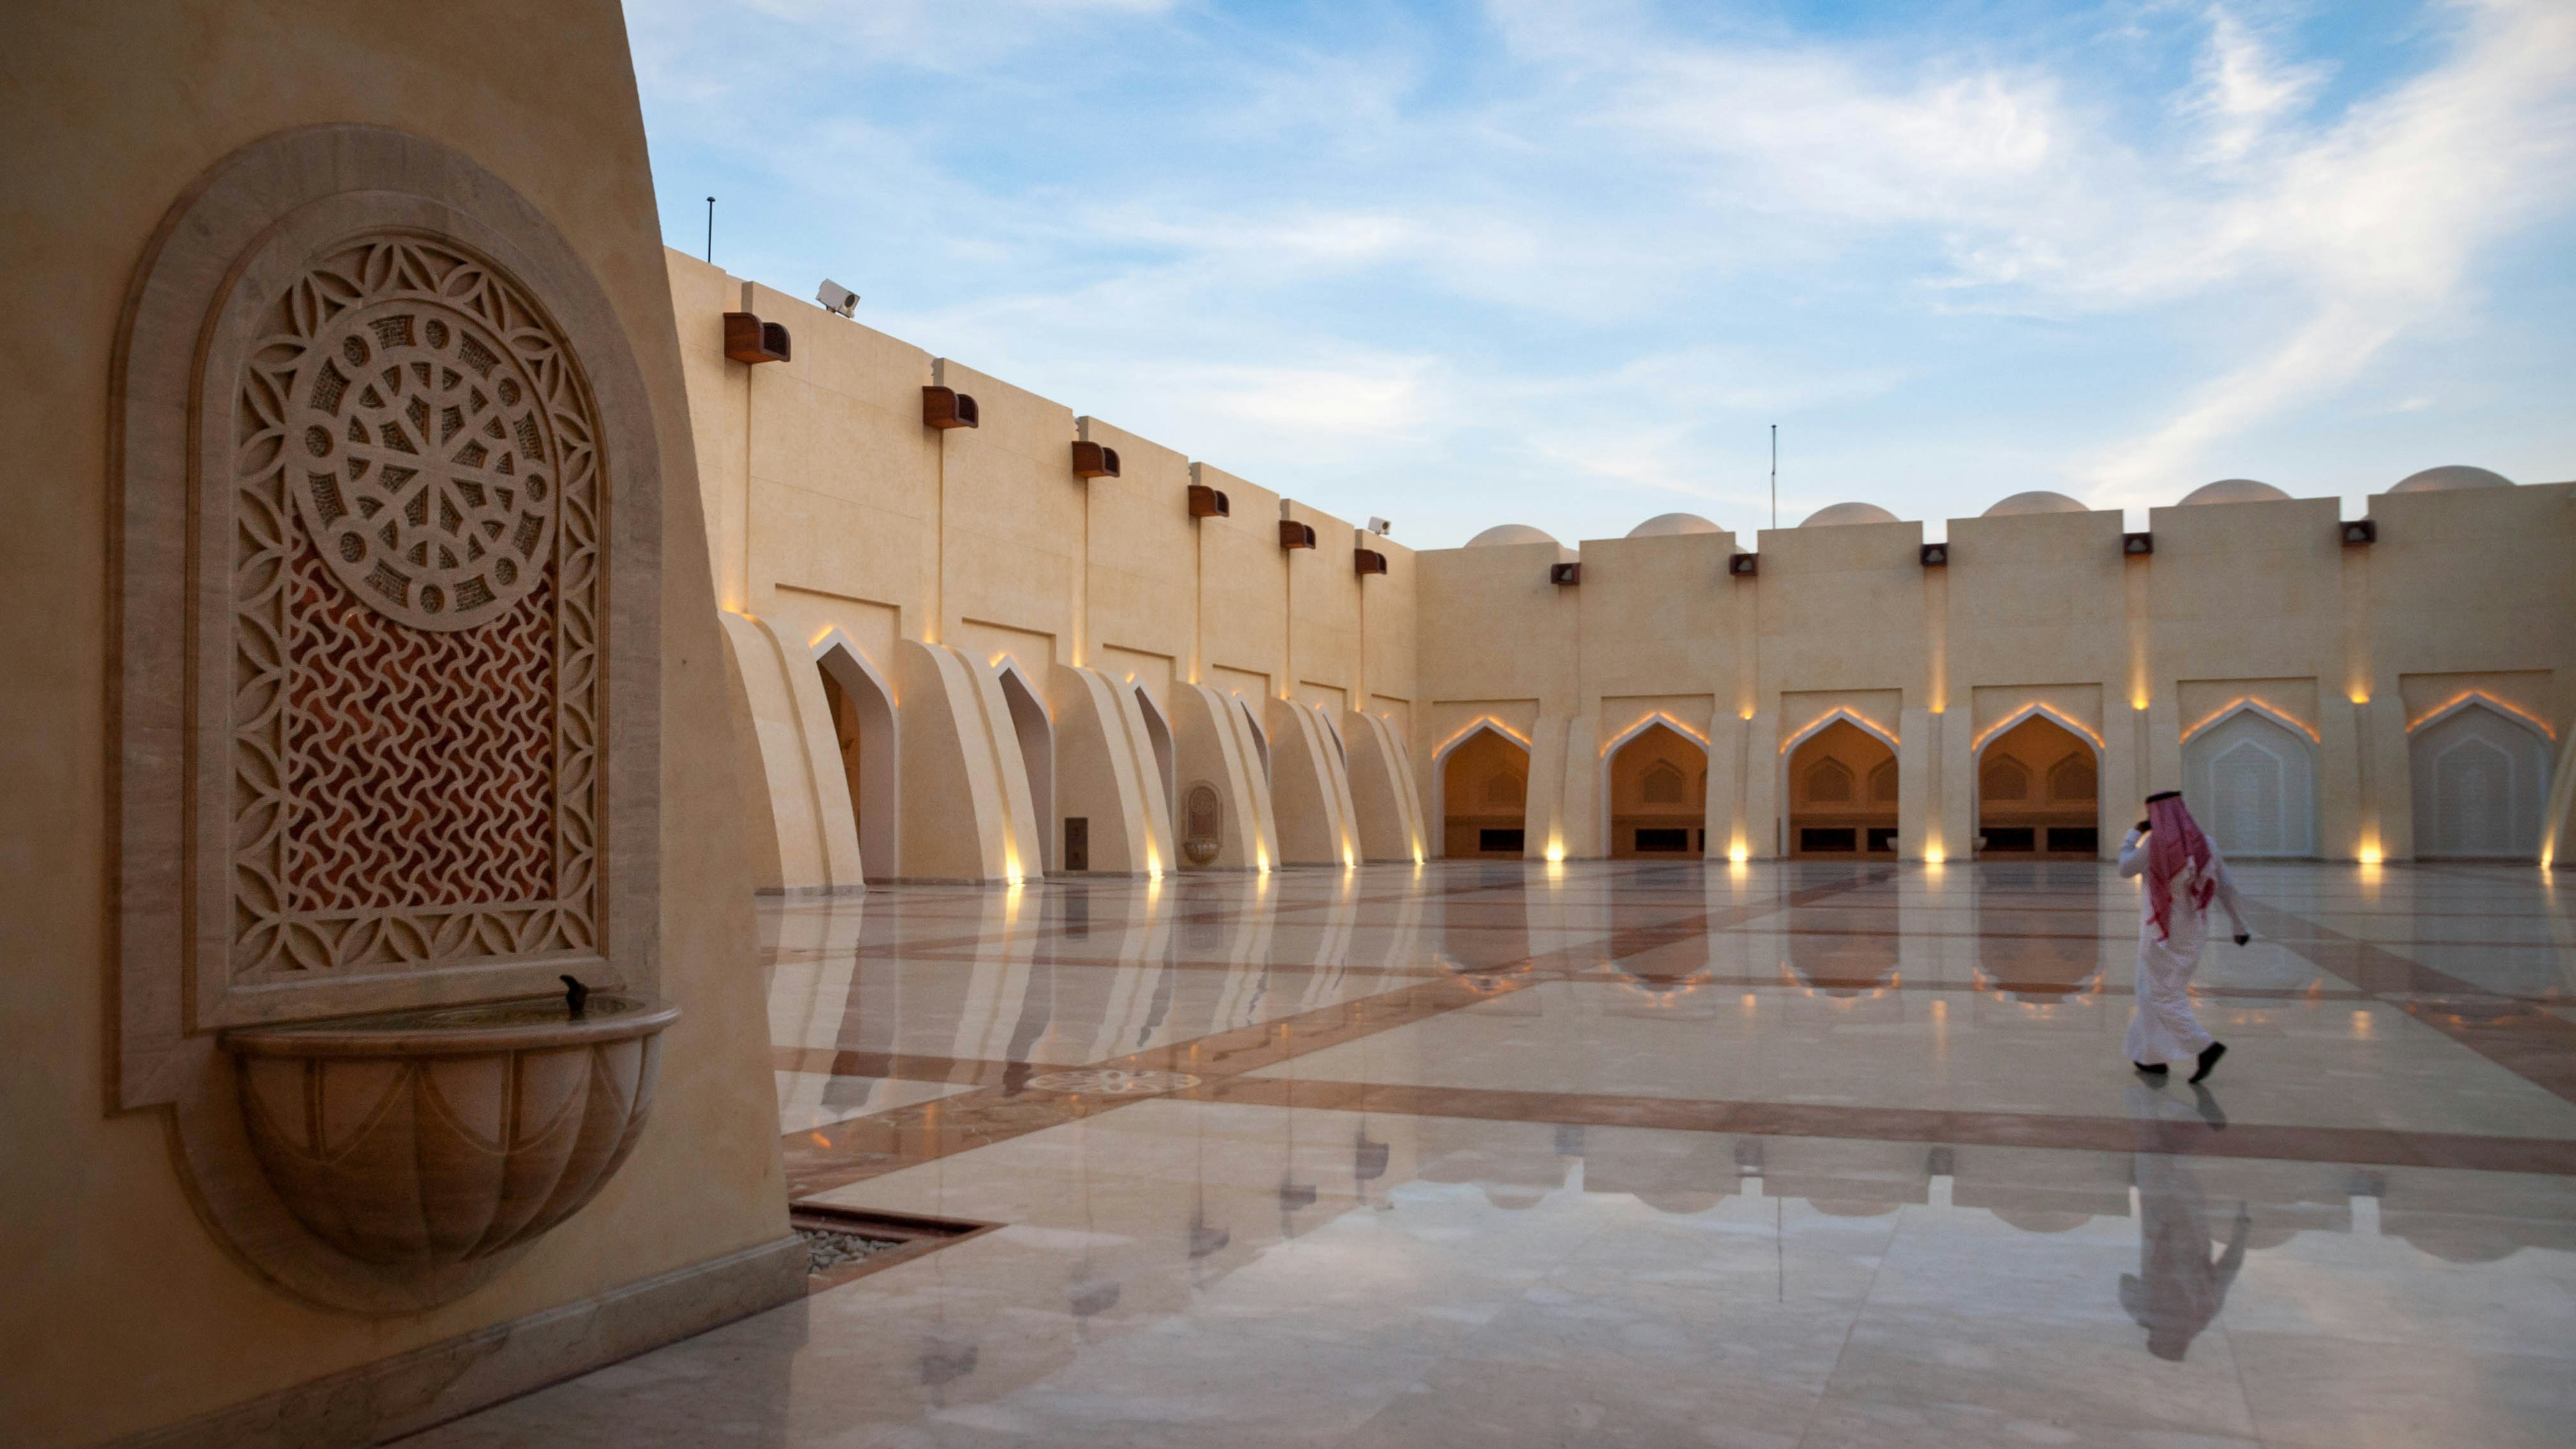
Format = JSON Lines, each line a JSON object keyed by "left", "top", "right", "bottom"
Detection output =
{"left": 2243, "top": 897, "right": 2576, "bottom": 1105}
{"left": 1199, "top": 1075, "right": 2576, "bottom": 1177}
{"left": 779, "top": 869, "right": 1902, "bottom": 1197}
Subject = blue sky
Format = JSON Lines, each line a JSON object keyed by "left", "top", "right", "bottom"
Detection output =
{"left": 625, "top": 0, "right": 2576, "bottom": 547}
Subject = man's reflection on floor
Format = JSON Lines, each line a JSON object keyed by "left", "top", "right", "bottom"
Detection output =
{"left": 2122, "top": 1082, "right": 2251, "bottom": 1360}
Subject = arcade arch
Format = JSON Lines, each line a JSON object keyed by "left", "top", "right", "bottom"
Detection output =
{"left": 2410, "top": 698, "right": 2553, "bottom": 859}
{"left": 1134, "top": 685, "right": 1178, "bottom": 843}
{"left": 1607, "top": 719, "right": 1706, "bottom": 858}
{"left": 1786, "top": 714, "right": 1898, "bottom": 857}
{"left": 1439, "top": 723, "right": 1530, "bottom": 859}
{"left": 2183, "top": 704, "right": 2316, "bottom": 858}
{"left": 994, "top": 660, "right": 1055, "bottom": 873}
{"left": 1977, "top": 710, "right": 2098, "bottom": 859}
{"left": 815, "top": 639, "right": 898, "bottom": 879}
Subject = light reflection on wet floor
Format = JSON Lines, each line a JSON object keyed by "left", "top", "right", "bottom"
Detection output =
{"left": 419, "top": 861, "right": 2576, "bottom": 1448}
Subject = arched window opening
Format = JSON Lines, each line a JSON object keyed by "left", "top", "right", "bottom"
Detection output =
{"left": 1982, "top": 758, "right": 2029, "bottom": 801}
{"left": 2047, "top": 753, "right": 2096, "bottom": 804}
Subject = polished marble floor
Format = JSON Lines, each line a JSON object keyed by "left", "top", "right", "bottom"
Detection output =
{"left": 416, "top": 861, "right": 2576, "bottom": 1447}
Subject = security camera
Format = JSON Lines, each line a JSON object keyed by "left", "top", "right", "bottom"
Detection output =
{"left": 816, "top": 279, "right": 859, "bottom": 318}
{"left": 1368, "top": 517, "right": 1392, "bottom": 536}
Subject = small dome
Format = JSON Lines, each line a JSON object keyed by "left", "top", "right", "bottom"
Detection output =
{"left": 1801, "top": 502, "right": 1900, "bottom": 527}
{"left": 1466, "top": 523, "right": 1560, "bottom": 548}
{"left": 1982, "top": 490, "right": 2088, "bottom": 517}
{"left": 2391, "top": 465, "right": 2512, "bottom": 494}
{"left": 1627, "top": 512, "right": 1721, "bottom": 538}
{"left": 2179, "top": 478, "right": 2290, "bottom": 506}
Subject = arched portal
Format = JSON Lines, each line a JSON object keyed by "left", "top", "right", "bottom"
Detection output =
{"left": 1978, "top": 713, "right": 2098, "bottom": 859}
{"left": 2411, "top": 700, "right": 2552, "bottom": 859}
{"left": 1134, "top": 685, "right": 1178, "bottom": 845}
{"left": 995, "top": 662, "right": 1055, "bottom": 873}
{"left": 2184, "top": 706, "right": 2315, "bottom": 858}
{"left": 1440, "top": 725, "right": 1529, "bottom": 859}
{"left": 1608, "top": 720, "right": 1706, "bottom": 858}
{"left": 816, "top": 643, "right": 898, "bottom": 879}
{"left": 1788, "top": 717, "right": 1898, "bottom": 857}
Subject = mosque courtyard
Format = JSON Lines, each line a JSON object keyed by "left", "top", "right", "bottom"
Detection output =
{"left": 411, "top": 860, "right": 2576, "bottom": 1448}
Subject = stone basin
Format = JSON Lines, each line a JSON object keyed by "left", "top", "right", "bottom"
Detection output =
{"left": 223, "top": 992, "right": 678, "bottom": 1269}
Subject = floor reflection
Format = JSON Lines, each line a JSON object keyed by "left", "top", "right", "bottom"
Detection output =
{"left": 421, "top": 859, "right": 2576, "bottom": 1448}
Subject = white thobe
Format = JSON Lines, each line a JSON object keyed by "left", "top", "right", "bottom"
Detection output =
{"left": 2118, "top": 828, "right": 2249, "bottom": 1066}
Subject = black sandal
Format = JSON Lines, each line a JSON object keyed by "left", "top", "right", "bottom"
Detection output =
{"left": 2188, "top": 1041, "right": 2226, "bottom": 1084}
{"left": 2134, "top": 1062, "right": 2168, "bottom": 1075}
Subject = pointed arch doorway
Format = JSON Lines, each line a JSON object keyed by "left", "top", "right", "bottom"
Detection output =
{"left": 1607, "top": 720, "right": 1706, "bottom": 859}
{"left": 1787, "top": 716, "right": 1898, "bottom": 857}
{"left": 1439, "top": 724, "right": 1530, "bottom": 859}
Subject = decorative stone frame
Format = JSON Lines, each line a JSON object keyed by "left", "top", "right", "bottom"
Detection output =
{"left": 112, "top": 126, "right": 662, "bottom": 1313}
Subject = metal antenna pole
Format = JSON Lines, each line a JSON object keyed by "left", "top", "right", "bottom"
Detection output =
{"left": 1770, "top": 424, "right": 1777, "bottom": 530}
{"left": 705, "top": 197, "right": 715, "bottom": 264}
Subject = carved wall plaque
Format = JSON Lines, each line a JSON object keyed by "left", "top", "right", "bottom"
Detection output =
{"left": 114, "top": 126, "right": 664, "bottom": 1313}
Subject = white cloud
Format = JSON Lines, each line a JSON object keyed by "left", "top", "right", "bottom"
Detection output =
{"left": 626, "top": 0, "right": 2576, "bottom": 541}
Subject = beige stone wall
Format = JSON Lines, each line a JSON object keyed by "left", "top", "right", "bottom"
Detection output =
{"left": 0, "top": 2, "right": 790, "bottom": 1444}
{"left": 674, "top": 257, "right": 1427, "bottom": 881}
{"left": 1416, "top": 488, "right": 2576, "bottom": 863}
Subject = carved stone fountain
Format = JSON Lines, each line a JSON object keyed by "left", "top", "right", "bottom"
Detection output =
{"left": 225, "top": 990, "right": 678, "bottom": 1269}
{"left": 114, "top": 126, "right": 672, "bottom": 1313}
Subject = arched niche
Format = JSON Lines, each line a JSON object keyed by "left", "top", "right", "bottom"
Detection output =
{"left": 109, "top": 125, "right": 667, "bottom": 1312}
{"left": 2410, "top": 698, "right": 2553, "bottom": 860}
{"left": 815, "top": 633, "right": 899, "bottom": 879}
{"left": 1438, "top": 723, "right": 1531, "bottom": 859}
{"left": 2183, "top": 704, "right": 2315, "bottom": 858}
{"left": 1977, "top": 710, "right": 2098, "bottom": 859}
{"left": 1607, "top": 718, "right": 1706, "bottom": 859}
{"left": 1786, "top": 715, "right": 1898, "bottom": 858}
{"left": 994, "top": 659, "right": 1055, "bottom": 873}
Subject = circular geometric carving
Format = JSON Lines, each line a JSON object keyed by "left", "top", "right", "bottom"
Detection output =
{"left": 1023, "top": 1069, "right": 1203, "bottom": 1095}
{"left": 275, "top": 241, "right": 583, "bottom": 631}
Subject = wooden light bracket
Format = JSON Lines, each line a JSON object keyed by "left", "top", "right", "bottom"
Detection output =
{"left": 2123, "top": 531, "right": 2154, "bottom": 557}
{"left": 1071, "top": 441, "right": 1121, "bottom": 478}
{"left": 923, "top": 386, "right": 979, "bottom": 429}
{"left": 1279, "top": 521, "right": 1318, "bottom": 550}
{"left": 1550, "top": 561, "right": 1580, "bottom": 586}
{"left": 1919, "top": 543, "right": 1949, "bottom": 567}
{"left": 1188, "top": 483, "right": 1230, "bottom": 519}
{"left": 1355, "top": 548, "right": 1389, "bottom": 576}
{"left": 2341, "top": 520, "right": 2376, "bottom": 546}
{"left": 1729, "top": 553, "right": 1759, "bottom": 577}
{"left": 723, "top": 312, "right": 790, "bottom": 364}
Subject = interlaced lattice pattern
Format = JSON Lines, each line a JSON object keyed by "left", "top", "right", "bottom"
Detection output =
{"left": 231, "top": 235, "right": 602, "bottom": 977}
